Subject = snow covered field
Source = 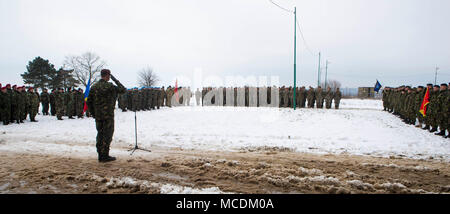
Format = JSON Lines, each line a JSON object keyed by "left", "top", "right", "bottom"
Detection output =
{"left": 0, "top": 99, "right": 448, "bottom": 161}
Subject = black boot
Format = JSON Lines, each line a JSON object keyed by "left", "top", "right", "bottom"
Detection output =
{"left": 435, "top": 130, "right": 445, "bottom": 136}
{"left": 57, "top": 117, "right": 63, "bottom": 120}
{"left": 422, "top": 125, "right": 430, "bottom": 130}
{"left": 20, "top": 120, "right": 24, "bottom": 123}
{"left": 430, "top": 127, "right": 438, "bottom": 133}
{"left": 69, "top": 116, "right": 75, "bottom": 119}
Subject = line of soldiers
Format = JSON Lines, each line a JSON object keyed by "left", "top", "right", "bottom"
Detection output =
{"left": 200, "top": 86, "right": 343, "bottom": 109}
{"left": 50, "top": 87, "right": 86, "bottom": 120}
{"left": 0, "top": 84, "right": 40, "bottom": 125}
{"left": 0, "top": 83, "right": 89, "bottom": 125}
{"left": 382, "top": 83, "right": 449, "bottom": 138}
{"left": 117, "top": 86, "right": 193, "bottom": 112}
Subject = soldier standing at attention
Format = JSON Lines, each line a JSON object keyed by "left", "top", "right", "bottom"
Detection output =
{"left": 50, "top": 89, "right": 56, "bottom": 116}
{"left": 87, "top": 69, "right": 126, "bottom": 163}
{"left": 27, "top": 87, "right": 39, "bottom": 122}
{"left": 1, "top": 86, "right": 11, "bottom": 125}
{"left": 40, "top": 88, "right": 50, "bottom": 115}
{"left": 18, "top": 86, "right": 27, "bottom": 123}
{"left": 334, "top": 88, "right": 342, "bottom": 109}
{"left": 55, "top": 88, "right": 65, "bottom": 120}
{"left": 325, "top": 87, "right": 334, "bottom": 109}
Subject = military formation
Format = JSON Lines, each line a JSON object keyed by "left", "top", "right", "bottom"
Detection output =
{"left": 382, "top": 83, "right": 449, "bottom": 138}
{"left": 0, "top": 82, "right": 89, "bottom": 125}
{"left": 200, "top": 86, "right": 342, "bottom": 109}
{"left": 117, "top": 86, "right": 194, "bottom": 112}
{"left": 0, "top": 84, "right": 41, "bottom": 125}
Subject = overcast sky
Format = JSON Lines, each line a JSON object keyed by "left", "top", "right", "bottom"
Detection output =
{"left": 1, "top": 0, "right": 449, "bottom": 89}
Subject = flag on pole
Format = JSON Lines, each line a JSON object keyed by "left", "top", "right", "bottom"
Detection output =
{"left": 174, "top": 79, "right": 179, "bottom": 102}
{"left": 83, "top": 78, "right": 91, "bottom": 113}
{"left": 374, "top": 80, "right": 382, "bottom": 93}
{"left": 419, "top": 88, "right": 430, "bottom": 117}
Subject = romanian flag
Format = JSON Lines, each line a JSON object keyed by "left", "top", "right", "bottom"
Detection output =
{"left": 419, "top": 88, "right": 430, "bottom": 117}
{"left": 83, "top": 78, "right": 91, "bottom": 113}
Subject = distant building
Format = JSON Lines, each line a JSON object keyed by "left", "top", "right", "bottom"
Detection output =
{"left": 358, "top": 87, "right": 375, "bottom": 98}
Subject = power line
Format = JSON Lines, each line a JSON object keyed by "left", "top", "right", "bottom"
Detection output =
{"left": 268, "top": 0, "right": 294, "bottom": 13}
{"left": 296, "top": 17, "right": 316, "bottom": 56}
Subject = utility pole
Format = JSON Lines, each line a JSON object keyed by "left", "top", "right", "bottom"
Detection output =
{"left": 317, "top": 52, "right": 321, "bottom": 87}
{"left": 293, "top": 7, "right": 297, "bottom": 110}
{"left": 434, "top": 66, "right": 439, "bottom": 85}
{"left": 325, "top": 60, "right": 329, "bottom": 89}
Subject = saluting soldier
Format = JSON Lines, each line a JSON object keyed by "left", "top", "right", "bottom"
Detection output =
{"left": 87, "top": 69, "right": 126, "bottom": 163}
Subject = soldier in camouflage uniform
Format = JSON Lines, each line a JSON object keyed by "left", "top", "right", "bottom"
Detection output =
{"left": 18, "top": 87, "right": 27, "bottom": 123}
{"left": 50, "top": 89, "right": 56, "bottom": 116}
{"left": 307, "top": 86, "right": 315, "bottom": 108}
{"left": 76, "top": 88, "right": 85, "bottom": 118}
{"left": 131, "top": 88, "right": 139, "bottom": 111}
{"left": 55, "top": 88, "right": 65, "bottom": 120}
{"left": 27, "top": 87, "right": 39, "bottom": 122}
{"left": 87, "top": 69, "right": 126, "bottom": 163}
{"left": 435, "top": 84, "right": 448, "bottom": 137}
{"left": 426, "top": 85, "right": 440, "bottom": 132}
{"left": 65, "top": 88, "right": 75, "bottom": 119}
{"left": 118, "top": 90, "right": 128, "bottom": 112}
{"left": 315, "top": 86, "right": 323, "bottom": 109}
{"left": 160, "top": 86, "right": 166, "bottom": 108}
{"left": 1, "top": 86, "right": 10, "bottom": 125}
{"left": 414, "top": 86, "right": 425, "bottom": 128}
{"left": 334, "top": 88, "right": 342, "bottom": 109}
{"left": 324, "top": 87, "right": 334, "bottom": 109}
{"left": 40, "top": 88, "right": 50, "bottom": 115}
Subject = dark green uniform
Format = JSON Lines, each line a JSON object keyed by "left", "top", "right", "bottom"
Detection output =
{"left": 87, "top": 78, "right": 126, "bottom": 160}
{"left": 55, "top": 90, "right": 65, "bottom": 120}
{"left": 28, "top": 91, "right": 39, "bottom": 121}
{"left": 40, "top": 91, "right": 50, "bottom": 115}
{"left": 1, "top": 90, "right": 11, "bottom": 125}
{"left": 334, "top": 89, "right": 342, "bottom": 109}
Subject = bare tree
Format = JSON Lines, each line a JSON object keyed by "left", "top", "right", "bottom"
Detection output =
{"left": 321, "top": 79, "right": 342, "bottom": 92}
{"left": 64, "top": 52, "right": 106, "bottom": 87}
{"left": 138, "top": 67, "right": 159, "bottom": 87}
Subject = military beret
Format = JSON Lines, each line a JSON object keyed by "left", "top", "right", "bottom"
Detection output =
{"left": 427, "top": 83, "right": 433, "bottom": 86}
{"left": 12, "top": 85, "right": 17, "bottom": 88}
{"left": 441, "top": 83, "right": 448, "bottom": 87}
{"left": 1, "top": 87, "right": 6, "bottom": 90}
{"left": 434, "top": 85, "right": 440, "bottom": 88}
{"left": 6, "top": 84, "right": 11, "bottom": 87}
{"left": 418, "top": 86, "right": 424, "bottom": 89}
{"left": 101, "top": 69, "right": 111, "bottom": 76}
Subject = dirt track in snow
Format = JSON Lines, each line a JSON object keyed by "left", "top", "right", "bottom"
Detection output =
{"left": 0, "top": 146, "right": 449, "bottom": 194}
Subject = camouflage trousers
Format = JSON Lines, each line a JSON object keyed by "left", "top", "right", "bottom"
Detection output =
{"left": 29, "top": 107, "right": 38, "bottom": 121}
{"left": 325, "top": 98, "right": 333, "bottom": 109}
{"left": 439, "top": 113, "right": 448, "bottom": 131}
{"left": 334, "top": 99, "right": 341, "bottom": 109}
{"left": 56, "top": 105, "right": 64, "bottom": 119}
{"left": 42, "top": 102, "right": 49, "bottom": 115}
{"left": 95, "top": 119, "right": 115, "bottom": 158}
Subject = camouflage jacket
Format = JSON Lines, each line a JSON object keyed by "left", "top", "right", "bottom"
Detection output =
{"left": 40, "top": 92, "right": 50, "bottom": 104}
{"left": 87, "top": 78, "right": 126, "bottom": 120}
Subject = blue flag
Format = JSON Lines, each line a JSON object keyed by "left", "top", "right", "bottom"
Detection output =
{"left": 374, "top": 80, "right": 382, "bottom": 93}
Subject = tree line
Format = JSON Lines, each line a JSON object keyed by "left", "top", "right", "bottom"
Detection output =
{"left": 21, "top": 52, "right": 106, "bottom": 91}
{"left": 21, "top": 52, "right": 160, "bottom": 91}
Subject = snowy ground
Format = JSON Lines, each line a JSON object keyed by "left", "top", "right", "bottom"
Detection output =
{"left": 0, "top": 98, "right": 448, "bottom": 161}
{"left": 1, "top": 98, "right": 449, "bottom": 194}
